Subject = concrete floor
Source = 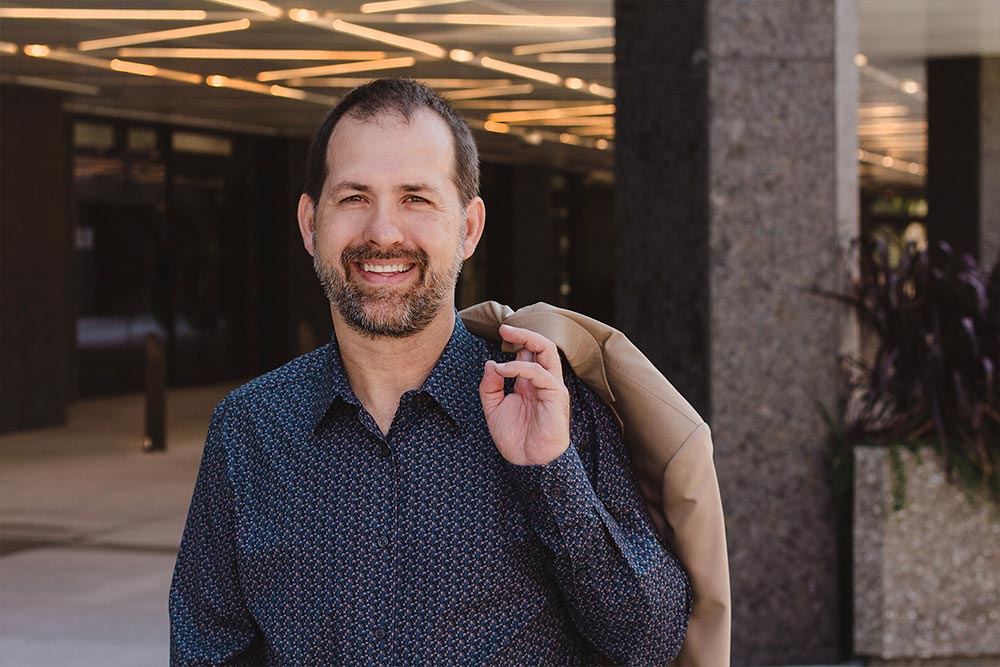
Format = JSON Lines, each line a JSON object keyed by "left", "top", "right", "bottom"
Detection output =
{"left": 0, "top": 384, "right": 234, "bottom": 666}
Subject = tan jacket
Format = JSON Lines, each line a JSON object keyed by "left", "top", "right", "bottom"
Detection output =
{"left": 460, "top": 301, "right": 731, "bottom": 667}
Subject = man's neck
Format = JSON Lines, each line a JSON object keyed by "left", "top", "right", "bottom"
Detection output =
{"left": 331, "top": 305, "right": 457, "bottom": 436}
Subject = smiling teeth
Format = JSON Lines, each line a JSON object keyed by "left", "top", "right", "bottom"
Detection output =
{"left": 362, "top": 263, "right": 412, "bottom": 273}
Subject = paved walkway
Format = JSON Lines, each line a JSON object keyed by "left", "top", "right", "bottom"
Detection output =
{"left": 0, "top": 385, "right": 234, "bottom": 666}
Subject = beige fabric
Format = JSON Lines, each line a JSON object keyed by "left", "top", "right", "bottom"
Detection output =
{"left": 460, "top": 301, "right": 731, "bottom": 667}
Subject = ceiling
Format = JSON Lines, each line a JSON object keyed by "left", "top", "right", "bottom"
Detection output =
{"left": 1, "top": 0, "right": 998, "bottom": 180}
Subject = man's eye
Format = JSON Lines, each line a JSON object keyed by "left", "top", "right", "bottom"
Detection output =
{"left": 405, "top": 195, "right": 428, "bottom": 203}
{"left": 341, "top": 195, "right": 365, "bottom": 203}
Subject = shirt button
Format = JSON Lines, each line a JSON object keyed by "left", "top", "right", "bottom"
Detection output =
{"left": 378, "top": 443, "right": 391, "bottom": 458}
{"left": 374, "top": 627, "right": 388, "bottom": 641}
{"left": 377, "top": 535, "right": 390, "bottom": 548}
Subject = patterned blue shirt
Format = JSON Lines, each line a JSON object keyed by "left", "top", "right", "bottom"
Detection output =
{"left": 169, "top": 315, "right": 691, "bottom": 665}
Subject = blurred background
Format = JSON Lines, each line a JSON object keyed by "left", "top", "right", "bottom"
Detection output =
{"left": 1, "top": 1, "right": 998, "bottom": 665}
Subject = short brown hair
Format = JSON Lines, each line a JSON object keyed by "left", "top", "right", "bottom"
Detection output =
{"left": 302, "top": 78, "right": 479, "bottom": 206}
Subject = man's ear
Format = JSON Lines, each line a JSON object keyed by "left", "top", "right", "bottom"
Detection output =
{"left": 297, "top": 193, "right": 317, "bottom": 257}
{"left": 462, "top": 196, "right": 486, "bottom": 260}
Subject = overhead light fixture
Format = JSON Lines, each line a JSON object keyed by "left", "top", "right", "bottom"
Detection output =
{"left": 537, "top": 53, "right": 614, "bottom": 64}
{"left": 205, "top": 0, "right": 283, "bottom": 17}
{"left": 0, "top": 8, "right": 208, "bottom": 20}
{"left": 482, "top": 120, "right": 510, "bottom": 134}
{"left": 854, "top": 53, "right": 869, "bottom": 67}
{"left": 565, "top": 77, "right": 585, "bottom": 90}
{"left": 444, "top": 84, "right": 534, "bottom": 101}
{"left": 0, "top": 42, "right": 18, "bottom": 55}
{"left": 479, "top": 57, "right": 562, "bottom": 86}
{"left": 361, "top": 0, "right": 464, "bottom": 12}
{"left": 206, "top": 75, "right": 340, "bottom": 105}
{"left": 596, "top": 139, "right": 610, "bottom": 150}
{"left": 488, "top": 104, "right": 614, "bottom": 123}
{"left": 257, "top": 56, "right": 416, "bottom": 82}
{"left": 451, "top": 100, "right": 595, "bottom": 110}
{"left": 78, "top": 19, "right": 251, "bottom": 52}
{"left": 288, "top": 8, "right": 318, "bottom": 22}
{"left": 513, "top": 37, "right": 615, "bottom": 56}
{"left": 858, "top": 104, "right": 910, "bottom": 119}
{"left": 118, "top": 48, "right": 386, "bottom": 60}
{"left": 559, "top": 133, "right": 582, "bottom": 145}
{"left": 572, "top": 126, "right": 615, "bottom": 137}
{"left": 449, "top": 49, "right": 475, "bottom": 63}
{"left": 24, "top": 45, "right": 204, "bottom": 84}
{"left": 527, "top": 117, "right": 615, "bottom": 127}
{"left": 588, "top": 82, "right": 615, "bottom": 99}
{"left": 393, "top": 14, "right": 614, "bottom": 28}
{"left": 900, "top": 79, "right": 921, "bottom": 95}
{"left": 286, "top": 77, "right": 512, "bottom": 88}
{"left": 327, "top": 19, "right": 447, "bottom": 59}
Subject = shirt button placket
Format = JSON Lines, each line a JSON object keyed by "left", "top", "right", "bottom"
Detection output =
{"left": 377, "top": 435, "right": 398, "bottom": 664}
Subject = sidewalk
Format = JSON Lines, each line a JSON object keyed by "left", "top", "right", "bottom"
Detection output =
{"left": 0, "top": 384, "right": 233, "bottom": 666}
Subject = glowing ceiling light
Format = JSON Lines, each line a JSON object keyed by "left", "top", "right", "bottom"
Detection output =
{"left": 596, "top": 139, "right": 609, "bottom": 150}
{"left": 479, "top": 57, "right": 562, "bottom": 86}
{"left": 257, "top": 56, "right": 416, "bottom": 82}
{"left": 559, "top": 133, "right": 582, "bottom": 145}
{"left": 394, "top": 14, "right": 614, "bottom": 28}
{"left": 288, "top": 8, "right": 318, "bottom": 22}
{"left": 449, "top": 49, "right": 475, "bottom": 63}
{"left": 109, "top": 59, "right": 158, "bottom": 76}
{"left": 444, "top": 84, "right": 534, "bottom": 101}
{"left": 118, "top": 48, "right": 386, "bottom": 60}
{"left": 287, "top": 77, "right": 511, "bottom": 88}
{"left": 513, "top": 37, "right": 615, "bottom": 56}
{"left": 588, "top": 82, "right": 616, "bottom": 99}
{"left": 330, "top": 20, "right": 447, "bottom": 59}
{"left": 565, "top": 77, "right": 585, "bottom": 90}
{"left": 205, "top": 0, "right": 283, "bottom": 17}
{"left": 0, "top": 42, "right": 19, "bottom": 55}
{"left": 269, "top": 85, "right": 306, "bottom": 99}
{"left": 78, "top": 19, "right": 251, "bottom": 52}
{"left": 538, "top": 53, "right": 614, "bottom": 64}
{"left": 482, "top": 120, "right": 510, "bottom": 134}
{"left": 528, "top": 117, "right": 615, "bottom": 127}
{"left": 23, "top": 44, "right": 51, "bottom": 57}
{"left": 488, "top": 104, "right": 614, "bottom": 123}
{"left": 0, "top": 8, "right": 207, "bottom": 20}
{"left": 361, "top": 0, "right": 464, "bottom": 12}
{"left": 854, "top": 53, "right": 869, "bottom": 67}
{"left": 882, "top": 155, "right": 895, "bottom": 167}
{"left": 901, "top": 79, "right": 921, "bottom": 94}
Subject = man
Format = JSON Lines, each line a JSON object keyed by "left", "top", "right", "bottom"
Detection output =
{"left": 169, "top": 78, "right": 691, "bottom": 666}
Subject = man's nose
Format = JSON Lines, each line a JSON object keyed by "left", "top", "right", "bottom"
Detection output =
{"left": 363, "top": 202, "right": 405, "bottom": 247}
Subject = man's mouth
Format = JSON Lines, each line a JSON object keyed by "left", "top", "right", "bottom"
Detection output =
{"left": 358, "top": 262, "right": 416, "bottom": 276}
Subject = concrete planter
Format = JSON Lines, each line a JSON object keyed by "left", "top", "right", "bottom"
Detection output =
{"left": 853, "top": 447, "right": 1000, "bottom": 663}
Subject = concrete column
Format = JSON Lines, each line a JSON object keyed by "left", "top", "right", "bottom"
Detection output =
{"left": 927, "top": 57, "right": 1000, "bottom": 268}
{"left": 0, "top": 85, "right": 73, "bottom": 433}
{"left": 615, "top": 1, "right": 858, "bottom": 663}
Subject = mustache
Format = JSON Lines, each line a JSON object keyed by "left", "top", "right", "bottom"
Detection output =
{"left": 341, "top": 245, "right": 429, "bottom": 270}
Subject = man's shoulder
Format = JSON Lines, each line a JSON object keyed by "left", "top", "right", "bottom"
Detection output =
{"left": 218, "top": 343, "right": 331, "bottom": 414}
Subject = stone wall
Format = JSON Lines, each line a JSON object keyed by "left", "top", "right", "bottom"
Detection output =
{"left": 854, "top": 447, "right": 1000, "bottom": 660}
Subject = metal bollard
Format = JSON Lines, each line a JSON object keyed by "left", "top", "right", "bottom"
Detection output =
{"left": 144, "top": 332, "right": 166, "bottom": 452}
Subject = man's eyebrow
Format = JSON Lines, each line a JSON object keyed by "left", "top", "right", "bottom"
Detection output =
{"left": 330, "top": 181, "right": 370, "bottom": 193}
{"left": 400, "top": 183, "right": 439, "bottom": 193}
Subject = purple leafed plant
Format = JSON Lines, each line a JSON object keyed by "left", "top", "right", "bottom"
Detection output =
{"left": 832, "top": 240, "right": 1000, "bottom": 506}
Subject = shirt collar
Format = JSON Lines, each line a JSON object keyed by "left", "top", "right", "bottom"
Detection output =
{"left": 311, "top": 312, "right": 486, "bottom": 436}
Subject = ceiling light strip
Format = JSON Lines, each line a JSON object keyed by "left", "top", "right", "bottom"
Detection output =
{"left": 0, "top": 74, "right": 100, "bottom": 95}
{"left": 512, "top": 37, "right": 615, "bottom": 56}
{"left": 118, "top": 48, "right": 387, "bottom": 60}
{"left": 477, "top": 120, "right": 609, "bottom": 152}
{"left": 361, "top": 0, "right": 464, "bottom": 13}
{"left": 286, "top": 77, "right": 512, "bottom": 88}
{"left": 488, "top": 103, "right": 614, "bottom": 123}
{"left": 443, "top": 84, "right": 535, "bottom": 100}
{"left": 78, "top": 19, "right": 251, "bottom": 52}
{"left": 477, "top": 57, "right": 562, "bottom": 86}
{"left": 857, "top": 149, "right": 926, "bottom": 175}
{"left": 513, "top": 117, "right": 615, "bottom": 127}
{"left": 537, "top": 53, "right": 614, "bottom": 64}
{"left": 0, "top": 9, "right": 208, "bottom": 20}
{"left": 205, "top": 0, "right": 283, "bottom": 18}
{"left": 257, "top": 56, "right": 416, "bottom": 82}
{"left": 0, "top": 42, "right": 19, "bottom": 55}
{"left": 24, "top": 45, "right": 204, "bottom": 84}
{"left": 393, "top": 13, "right": 614, "bottom": 28}
{"left": 206, "top": 75, "right": 340, "bottom": 105}
{"left": 309, "top": 18, "right": 448, "bottom": 59}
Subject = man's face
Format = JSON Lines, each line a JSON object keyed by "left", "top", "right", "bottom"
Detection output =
{"left": 300, "top": 109, "right": 484, "bottom": 338}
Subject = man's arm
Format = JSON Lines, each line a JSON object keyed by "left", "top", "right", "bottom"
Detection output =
{"left": 169, "top": 400, "right": 265, "bottom": 666}
{"left": 480, "top": 325, "right": 691, "bottom": 664}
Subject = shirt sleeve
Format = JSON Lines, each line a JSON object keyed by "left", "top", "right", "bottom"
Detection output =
{"left": 505, "top": 370, "right": 692, "bottom": 665}
{"left": 169, "top": 399, "right": 265, "bottom": 666}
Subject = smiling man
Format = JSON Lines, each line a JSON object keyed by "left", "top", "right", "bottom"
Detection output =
{"left": 169, "top": 79, "right": 691, "bottom": 666}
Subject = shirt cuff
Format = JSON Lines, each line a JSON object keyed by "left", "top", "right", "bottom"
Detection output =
{"left": 505, "top": 444, "right": 603, "bottom": 552}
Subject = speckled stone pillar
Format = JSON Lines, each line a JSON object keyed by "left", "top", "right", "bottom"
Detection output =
{"left": 927, "top": 57, "right": 1000, "bottom": 269}
{"left": 614, "top": 1, "right": 858, "bottom": 664}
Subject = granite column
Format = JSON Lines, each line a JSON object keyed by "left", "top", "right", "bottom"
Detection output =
{"left": 614, "top": 1, "right": 859, "bottom": 663}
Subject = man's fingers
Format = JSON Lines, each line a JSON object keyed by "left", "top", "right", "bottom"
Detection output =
{"left": 498, "top": 325, "right": 562, "bottom": 380}
{"left": 479, "top": 360, "right": 505, "bottom": 413}
{"left": 488, "top": 359, "right": 563, "bottom": 393}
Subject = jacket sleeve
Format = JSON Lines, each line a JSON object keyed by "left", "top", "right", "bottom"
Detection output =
{"left": 505, "top": 370, "right": 692, "bottom": 665}
{"left": 168, "top": 400, "right": 265, "bottom": 666}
